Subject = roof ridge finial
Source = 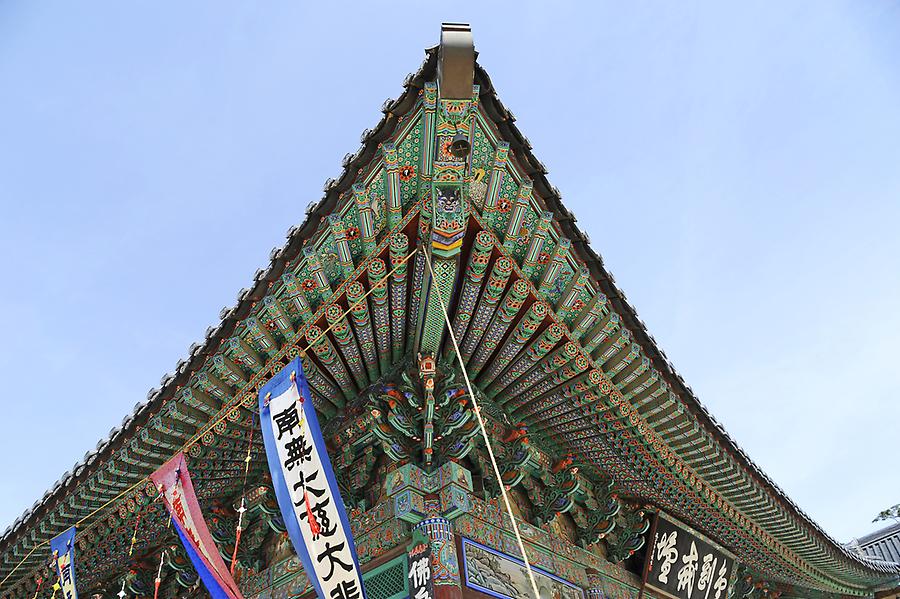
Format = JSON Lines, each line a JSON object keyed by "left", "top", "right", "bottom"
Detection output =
{"left": 439, "top": 22, "right": 474, "bottom": 99}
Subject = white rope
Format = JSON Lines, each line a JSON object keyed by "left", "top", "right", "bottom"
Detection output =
{"left": 422, "top": 248, "right": 542, "bottom": 599}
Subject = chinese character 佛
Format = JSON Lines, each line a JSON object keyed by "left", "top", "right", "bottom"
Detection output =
{"left": 409, "top": 554, "right": 431, "bottom": 589}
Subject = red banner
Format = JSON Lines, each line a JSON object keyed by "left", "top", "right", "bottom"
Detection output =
{"left": 150, "top": 453, "right": 243, "bottom": 599}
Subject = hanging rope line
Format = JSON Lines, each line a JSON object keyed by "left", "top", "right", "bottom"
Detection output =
{"left": 29, "top": 564, "right": 45, "bottom": 599}
{"left": 230, "top": 413, "right": 255, "bottom": 575}
{"left": 0, "top": 245, "right": 421, "bottom": 593}
{"left": 421, "top": 247, "right": 542, "bottom": 599}
{"left": 128, "top": 512, "right": 142, "bottom": 558}
{"left": 151, "top": 549, "right": 166, "bottom": 599}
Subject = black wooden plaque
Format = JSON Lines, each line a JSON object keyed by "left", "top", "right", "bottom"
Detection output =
{"left": 643, "top": 513, "right": 736, "bottom": 599}
{"left": 407, "top": 541, "right": 435, "bottom": 599}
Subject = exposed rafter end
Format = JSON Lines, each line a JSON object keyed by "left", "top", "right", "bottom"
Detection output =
{"left": 438, "top": 22, "right": 474, "bottom": 99}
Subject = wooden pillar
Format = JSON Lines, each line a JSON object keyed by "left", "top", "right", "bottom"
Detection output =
{"left": 415, "top": 517, "right": 463, "bottom": 599}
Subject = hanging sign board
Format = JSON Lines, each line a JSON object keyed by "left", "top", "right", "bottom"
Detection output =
{"left": 150, "top": 453, "right": 244, "bottom": 599}
{"left": 643, "top": 512, "right": 736, "bottom": 599}
{"left": 50, "top": 526, "right": 79, "bottom": 599}
{"left": 259, "top": 357, "right": 367, "bottom": 599}
{"left": 407, "top": 538, "right": 435, "bottom": 599}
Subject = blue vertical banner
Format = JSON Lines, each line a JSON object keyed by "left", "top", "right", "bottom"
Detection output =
{"left": 50, "top": 526, "right": 78, "bottom": 599}
{"left": 259, "top": 357, "right": 367, "bottom": 599}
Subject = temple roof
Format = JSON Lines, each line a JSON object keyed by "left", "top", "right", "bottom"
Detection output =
{"left": 850, "top": 523, "right": 900, "bottom": 566}
{"left": 1, "top": 26, "right": 898, "bottom": 599}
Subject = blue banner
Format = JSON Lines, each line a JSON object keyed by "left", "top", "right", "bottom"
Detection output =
{"left": 173, "top": 518, "right": 231, "bottom": 599}
{"left": 259, "top": 357, "right": 367, "bottom": 599}
{"left": 50, "top": 526, "right": 78, "bottom": 599}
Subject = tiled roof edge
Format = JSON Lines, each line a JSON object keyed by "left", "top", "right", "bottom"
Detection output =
{"left": 3, "top": 41, "right": 896, "bottom": 592}
{"left": 471, "top": 60, "right": 900, "bottom": 582}
{"left": 0, "top": 47, "right": 438, "bottom": 563}
{"left": 853, "top": 522, "right": 900, "bottom": 549}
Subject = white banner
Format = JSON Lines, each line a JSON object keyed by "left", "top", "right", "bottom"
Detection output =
{"left": 259, "top": 359, "right": 366, "bottom": 599}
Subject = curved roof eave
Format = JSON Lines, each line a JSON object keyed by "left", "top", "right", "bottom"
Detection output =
{"left": 1, "top": 43, "right": 897, "bottom": 597}
{"left": 0, "top": 47, "right": 439, "bottom": 569}
{"left": 470, "top": 60, "right": 900, "bottom": 585}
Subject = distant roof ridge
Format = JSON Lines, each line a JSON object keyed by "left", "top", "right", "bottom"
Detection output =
{"left": 853, "top": 521, "right": 900, "bottom": 547}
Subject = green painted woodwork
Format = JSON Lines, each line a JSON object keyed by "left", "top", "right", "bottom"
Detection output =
{"left": 1, "top": 38, "right": 895, "bottom": 599}
{"left": 362, "top": 555, "right": 408, "bottom": 599}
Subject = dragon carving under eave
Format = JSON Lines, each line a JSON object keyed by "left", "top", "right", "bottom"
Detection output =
{"left": 602, "top": 503, "right": 651, "bottom": 563}
{"left": 367, "top": 357, "right": 480, "bottom": 470}
{"left": 730, "top": 565, "right": 782, "bottom": 599}
{"left": 570, "top": 476, "right": 621, "bottom": 547}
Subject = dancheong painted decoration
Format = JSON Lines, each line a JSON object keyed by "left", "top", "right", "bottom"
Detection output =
{"left": 1, "top": 23, "right": 898, "bottom": 599}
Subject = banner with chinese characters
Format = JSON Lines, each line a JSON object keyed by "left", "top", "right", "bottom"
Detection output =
{"left": 50, "top": 526, "right": 78, "bottom": 599}
{"left": 150, "top": 453, "right": 244, "bottom": 599}
{"left": 643, "top": 512, "right": 736, "bottom": 599}
{"left": 407, "top": 537, "right": 434, "bottom": 599}
{"left": 259, "top": 357, "right": 367, "bottom": 599}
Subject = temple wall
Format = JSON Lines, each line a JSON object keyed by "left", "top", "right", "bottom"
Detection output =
{"left": 237, "top": 492, "right": 643, "bottom": 599}
{"left": 455, "top": 496, "right": 642, "bottom": 599}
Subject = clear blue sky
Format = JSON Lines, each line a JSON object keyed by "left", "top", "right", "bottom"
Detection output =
{"left": 1, "top": 2, "right": 898, "bottom": 544}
